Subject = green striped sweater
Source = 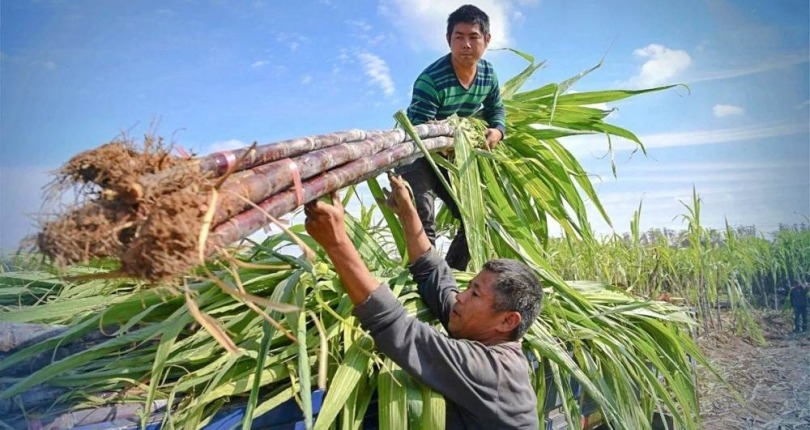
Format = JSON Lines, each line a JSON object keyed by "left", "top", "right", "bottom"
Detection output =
{"left": 407, "top": 54, "right": 506, "bottom": 134}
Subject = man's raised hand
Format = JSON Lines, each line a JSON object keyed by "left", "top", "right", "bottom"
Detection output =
{"left": 379, "top": 172, "right": 414, "bottom": 217}
{"left": 304, "top": 191, "right": 349, "bottom": 251}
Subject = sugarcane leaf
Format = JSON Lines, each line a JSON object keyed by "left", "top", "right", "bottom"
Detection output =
{"left": 141, "top": 305, "right": 192, "bottom": 426}
{"left": 242, "top": 269, "right": 300, "bottom": 430}
{"left": 500, "top": 49, "right": 546, "bottom": 100}
{"left": 419, "top": 382, "right": 445, "bottom": 430}
{"left": 313, "top": 337, "right": 374, "bottom": 430}
{"left": 367, "top": 177, "right": 406, "bottom": 260}
{"left": 378, "top": 359, "right": 409, "bottom": 430}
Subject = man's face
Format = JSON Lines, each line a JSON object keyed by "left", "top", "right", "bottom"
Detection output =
{"left": 447, "top": 22, "right": 490, "bottom": 68}
{"left": 448, "top": 269, "right": 510, "bottom": 342}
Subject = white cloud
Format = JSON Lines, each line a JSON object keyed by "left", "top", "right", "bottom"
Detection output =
{"left": 330, "top": 50, "right": 352, "bottom": 75}
{"left": 275, "top": 32, "right": 309, "bottom": 52}
{"left": 251, "top": 60, "right": 269, "bottom": 68}
{"left": 712, "top": 104, "right": 744, "bottom": 118}
{"left": 562, "top": 120, "right": 808, "bottom": 156}
{"left": 346, "top": 19, "right": 388, "bottom": 45}
{"left": 689, "top": 52, "right": 808, "bottom": 84}
{"left": 42, "top": 60, "right": 56, "bottom": 70}
{"left": 605, "top": 160, "right": 808, "bottom": 186}
{"left": 378, "top": 0, "right": 513, "bottom": 52}
{"left": 627, "top": 44, "right": 692, "bottom": 87}
{"left": 347, "top": 19, "right": 372, "bottom": 33}
{"left": 357, "top": 52, "right": 395, "bottom": 96}
{"left": 201, "top": 139, "right": 249, "bottom": 154}
{"left": 631, "top": 159, "right": 807, "bottom": 174}
{"left": 301, "top": 74, "right": 312, "bottom": 84}
{"left": 585, "top": 171, "right": 809, "bottom": 236}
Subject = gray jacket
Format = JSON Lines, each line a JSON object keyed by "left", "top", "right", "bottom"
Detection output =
{"left": 354, "top": 250, "right": 538, "bottom": 429}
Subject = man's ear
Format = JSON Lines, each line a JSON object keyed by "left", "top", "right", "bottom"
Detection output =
{"left": 446, "top": 34, "right": 451, "bottom": 46}
{"left": 497, "top": 311, "right": 521, "bottom": 334}
{"left": 484, "top": 33, "right": 491, "bottom": 46}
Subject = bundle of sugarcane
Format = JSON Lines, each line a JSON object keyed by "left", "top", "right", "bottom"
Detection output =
{"left": 35, "top": 118, "right": 457, "bottom": 281}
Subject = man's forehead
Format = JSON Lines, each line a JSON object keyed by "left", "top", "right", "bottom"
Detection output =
{"left": 471, "top": 269, "right": 497, "bottom": 290}
{"left": 451, "top": 22, "right": 483, "bottom": 34}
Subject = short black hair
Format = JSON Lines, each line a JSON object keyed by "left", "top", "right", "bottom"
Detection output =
{"left": 447, "top": 4, "right": 490, "bottom": 37}
{"left": 483, "top": 259, "right": 544, "bottom": 340}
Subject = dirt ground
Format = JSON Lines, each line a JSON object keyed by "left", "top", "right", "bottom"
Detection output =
{"left": 698, "top": 310, "right": 810, "bottom": 430}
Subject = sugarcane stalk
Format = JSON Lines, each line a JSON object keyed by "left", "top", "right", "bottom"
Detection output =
{"left": 208, "top": 136, "right": 455, "bottom": 249}
{"left": 198, "top": 123, "right": 453, "bottom": 177}
{"left": 133, "top": 123, "right": 454, "bottom": 200}
{"left": 127, "top": 129, "right": 373, "bottom": 198}
{"left": 211, "top": 125, "right": 453, "bottom": 225}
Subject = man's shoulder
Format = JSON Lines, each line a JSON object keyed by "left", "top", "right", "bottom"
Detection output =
{"left": 446, "top": 339, "right": 529, "bottom": 377}
{"left": 418, "top": 54, "right": 453, "bottom": 79}
{"left": 476, "top": 58, "right": 498, "bottom": 80}
{"left": 410, "top": 248, "right": 450, "bottom": 273}
{"left": 477, "top": 57, "right": 495, "bottom": 69}
{"left": 490, "top": 341, "right": 527, "bottom": 358}
{"left": 459, "top": 340, "right": 529, "bottom": 367}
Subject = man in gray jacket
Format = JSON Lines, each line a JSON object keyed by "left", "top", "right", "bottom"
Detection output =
{"left": 304, "top": 173, "right": 543, "bottom": 429}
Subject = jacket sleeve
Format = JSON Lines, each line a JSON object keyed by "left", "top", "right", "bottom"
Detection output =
{"left": 353, "top": 285, "right": 503, "bottom": 410}
{"left": 407, "top": 73, "right": 440, "bottom": 126}
{"left": 408, "top": 249, "right": 458, "bottom": 330}
{"left": 482, "top": 70, "right": 506, "bottom": 137}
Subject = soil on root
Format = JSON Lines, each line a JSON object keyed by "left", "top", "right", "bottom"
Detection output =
{"left": 120, "top": 189, "right": 208, "bottom": 280}
{"left": 34, "top": 135, "right": 214, "bottom": 281}
{"left": 698, "top": 310, "right": 810, "bottom": 429}
{"left": 50, "top": 135, "right": 181, "bottom": 201}
{"left": 36, "top": 201, "right": 138, "bottom": 266}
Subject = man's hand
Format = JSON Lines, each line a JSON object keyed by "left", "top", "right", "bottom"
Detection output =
{"left": 304, "top": 191, "right": 349, "bottom": 251}
{"left": 484, "top": 128, "right": 503, "bottom": 150}
{"left": 304, "top": 190, "right": 381, "bottom": 306}
{"left": 380, "top": 172, "right": 415, "bottom": 217}
{"left": 379, "top": 172, "right": 432, "bottom": 262}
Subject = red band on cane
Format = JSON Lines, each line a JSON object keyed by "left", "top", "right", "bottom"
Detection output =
{"left": 284, "top": 159, "right": 305, "bottom": 207}
{"left": 213, "top": 151, "right": 238, "bottom": 176}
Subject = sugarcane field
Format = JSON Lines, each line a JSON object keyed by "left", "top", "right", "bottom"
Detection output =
{"left": 1, "top": 2, "right": 808, "bottom": 430}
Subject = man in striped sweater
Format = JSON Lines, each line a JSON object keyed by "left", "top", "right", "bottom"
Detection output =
{"left": 396, "top": 4, "right": 506, "bottom": 271}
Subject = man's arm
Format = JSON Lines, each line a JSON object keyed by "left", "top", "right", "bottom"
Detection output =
{"left": 304, "top": 192, "right": 379, "bottom": 306}
{"left": 383, "top": 173, "right": 431, "bottom": 262}
{"left": 383, "top": 173, "right": 457, "bottom": 326}
{"left": 483, "top": 69, "right": 506, "bottom": 149}
{"left": 407, "top": 74, "right": 440, "bottom": 126}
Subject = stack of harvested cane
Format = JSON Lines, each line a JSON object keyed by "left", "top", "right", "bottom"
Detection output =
{"left": 36, "top": 118, "right": 458, "bottom": 281}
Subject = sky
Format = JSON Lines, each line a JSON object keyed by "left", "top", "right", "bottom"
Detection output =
{"left": 1, "top": 0, "right": 808, "bottom": 251}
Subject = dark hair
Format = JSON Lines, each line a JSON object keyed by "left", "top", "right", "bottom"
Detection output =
{"left": 447, "top": 4, "right": 490, "bottom": 37}
{"left": 483, "top": 259, "right": 544, "bottom": 340}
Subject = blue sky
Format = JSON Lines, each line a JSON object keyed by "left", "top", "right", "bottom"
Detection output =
{"left": 1, "top": 0, "right": 808, "bottom": 250}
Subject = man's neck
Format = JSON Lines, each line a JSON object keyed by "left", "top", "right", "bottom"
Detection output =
{"left": 477, "top": 333, "right": 513, "bottom": 346}
{"left": 451, "top": 58, "right": 477, "bottom": 89}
